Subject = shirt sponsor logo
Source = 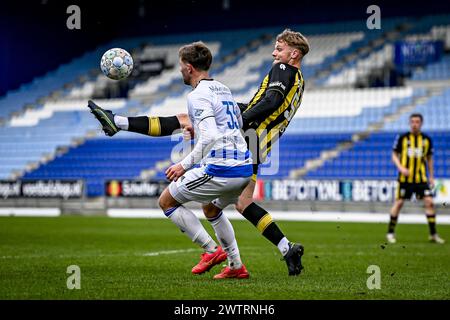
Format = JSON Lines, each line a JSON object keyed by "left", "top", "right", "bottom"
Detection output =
{"left": 209, "top": 85, "right": 231, "bottom": 95}
{"left": 194, "top": 109, "right": 204, "bottom": 117}
{"left": 407, "top": 147, "right": 423, "bottom": 157}
{"left": 268, "top": 81, "right": 286, "bottom": 91}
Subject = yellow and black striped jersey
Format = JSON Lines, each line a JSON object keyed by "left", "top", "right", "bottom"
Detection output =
{"left": 241, "top": 62, "right": 305, "bottom": 163}
{"left": 393, "top": 132, "right": 434, "bottom": 183}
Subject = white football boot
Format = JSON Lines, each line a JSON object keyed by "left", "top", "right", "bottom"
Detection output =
{"left": 429, "top": 234, "right": 445, "bottom": 244}
{"left": 386, "top": 233, "right": 397, "bottom": 244}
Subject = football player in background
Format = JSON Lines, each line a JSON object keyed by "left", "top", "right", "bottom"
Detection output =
{"left": 96, "top": 42, "right": 253, "bottom": 279}
{"left": 387, "top": 113, "right": 445, "bottom": 244}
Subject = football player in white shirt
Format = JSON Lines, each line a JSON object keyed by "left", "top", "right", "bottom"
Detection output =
{"left": 91, "top": 42, "right": 251, "bottom": 279}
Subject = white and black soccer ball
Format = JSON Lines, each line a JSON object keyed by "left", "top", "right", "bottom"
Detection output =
{"left": 100, "top": 48, "right": 134, "bottom": 80}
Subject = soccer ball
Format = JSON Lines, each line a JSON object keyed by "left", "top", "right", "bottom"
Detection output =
{"left": 100, "top": 48, "right": 133, "bottom": 80}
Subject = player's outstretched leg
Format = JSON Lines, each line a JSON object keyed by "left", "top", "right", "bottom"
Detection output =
{"left": 87, "top": 100, "right": 121, "bottom": 136}
{"left": 203, "top": 202, "right": 249, "bottom": 280}
{"left": 236, "top": 180, "right": 304, "bottom": 276}
{"left": 88, "top": 100, "right": 186, "bottom": 138}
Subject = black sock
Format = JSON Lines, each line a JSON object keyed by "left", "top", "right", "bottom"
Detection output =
{"left": 242, "top": 202, "right": 285, "bottom": 246}
{"left": 388, "top": 215, "right": 398, "bottom": 234}
{"left": 426, "top": 214, "right": 437, "bottom": 235}
{"left": 128, "top": 116, "right": 149, "bottom": 135}
{"left": 128, "top": 115, "right": 180, "bottom": 136}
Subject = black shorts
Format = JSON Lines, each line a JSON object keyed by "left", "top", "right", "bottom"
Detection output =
{"left": 396, "top": 183, "right": 432, "bottom": 200}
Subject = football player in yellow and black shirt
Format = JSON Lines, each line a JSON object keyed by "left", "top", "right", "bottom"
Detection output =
{"left": 387, "top": 113, "right": 445, "bottom": 244}
{"left": 238, "top": 47, "right": 305, "bottom": 168}
{"left": 88, "top": 30, "right": 310, "bottom": 275}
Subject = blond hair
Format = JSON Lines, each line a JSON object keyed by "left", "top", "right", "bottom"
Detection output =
{"left": 276, "top": 29, "right": 310, "bottom": 58}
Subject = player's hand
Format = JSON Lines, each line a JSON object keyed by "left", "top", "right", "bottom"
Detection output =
{"left": 400, "top": 167, "right": 410, "bottom": 176}
{"left": 165, "top": 163, "right": 186, "bottom": 182}
{"left": 182, "top": 125, "right": 195, "bottom": 140}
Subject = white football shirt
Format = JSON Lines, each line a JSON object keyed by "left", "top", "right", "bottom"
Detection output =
{"left": 180, "top": 79, "right": 252, "bottom": 176}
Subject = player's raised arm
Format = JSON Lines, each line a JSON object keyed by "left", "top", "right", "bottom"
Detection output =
{"left": 168, "top": 94, "right": 218, "bottom": 180}
{"left": 88, "top": 100, "right": 192, "bottom": 137}
{"left": 178, "top": 115, "right": 218, "bottom": 170}
{"left": 240, "top": 63, "right": 292, "bottom": 127}
{"left": 241, "top": 91, "right": 284, "bottom": 127}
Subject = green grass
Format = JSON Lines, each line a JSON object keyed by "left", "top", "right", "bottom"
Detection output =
{"left": 0, "top": 216, "right": 449, "bottom": 299}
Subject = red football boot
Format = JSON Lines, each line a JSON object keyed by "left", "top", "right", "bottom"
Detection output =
{"left": 191, "top": 246, "right": 227, "bottom": 274}
{"left": 213, "top": 264, "right": 250, "bottom": 279}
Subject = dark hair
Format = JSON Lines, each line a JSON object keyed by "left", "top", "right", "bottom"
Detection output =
{"left": 178, "top": 41, "right": 212, "bottom": 71}
{"left": 410, "top": 113, "right": 423, "bottom": 122}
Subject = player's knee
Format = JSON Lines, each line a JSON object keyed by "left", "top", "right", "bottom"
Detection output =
{"left": 202, "top": 203, "right": 221, "bottom": 219}
{"left": 424, "top": 197, "right": 434, "bottom": 209}
{"left": 235, "top": 197, "right": 251, "bottom": 214}
{"left": 392, "top": 199, "right": 404, "bottom": 214}
{"left": 158, "top": 195, "right": 165, "bottom": 210}
{"left": 158, "top": 194, "right": 171, "bottom": 211}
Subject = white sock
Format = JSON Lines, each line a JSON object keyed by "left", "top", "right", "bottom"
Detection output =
{"left": 114, "top": 115, "right": 129, "bottom": 130}
{"left": 277, "top": 237, "right": 290, "bottom": 256}
{"left": 208, "top": 211, "right": 242, "bottom": 269}
{"left": 164, "top": 205, "right": 217, "bottom": 252}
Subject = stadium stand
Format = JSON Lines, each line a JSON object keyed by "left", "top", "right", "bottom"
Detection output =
{"left": 411, "top": 55, "right": 450, "bottom": 81}
{"left": 318, "top": 15, "right": 450, "bottom": 87}
{"left": 305, "top": 131, "right": 450, "bottom": 180}
{"left": 288, "top": 87, "right": 426, "bottom": 133}
{"left": 323, "top": 44, "right": 393, "bottom": 87}
{"left": 1, "top": 14, "right": 449, "bottom": 197}
{"left": 0, "top": 99, "right": 130, "bottom": 180}
{"left": 302, "top": 85, "right": 450, "bottom": 180}
{"left": 23, "top": 137, "right": 179, "bottom": 197}
{"left": 384, "top": 88, "right": 450, "bottom": 131}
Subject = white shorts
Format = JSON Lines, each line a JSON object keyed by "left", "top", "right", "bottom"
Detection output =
{"left": 168, "top": 166, "right": 251, "bottom": 209}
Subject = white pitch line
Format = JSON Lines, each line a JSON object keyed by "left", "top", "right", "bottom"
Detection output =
{"left": 0, "top": 208, "right": 60, "bottom": 217}
{"left": 108, "top": 209, "right": 450, "bottom": 225}
{"left": 142, "top": 248, "right": 199, "bottom": 257}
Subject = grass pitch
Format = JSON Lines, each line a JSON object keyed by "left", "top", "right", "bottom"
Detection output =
{"left": 0, "top": 216, "right": 448, "bottom": 299}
